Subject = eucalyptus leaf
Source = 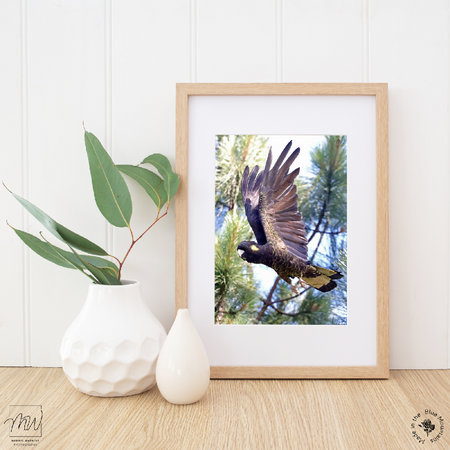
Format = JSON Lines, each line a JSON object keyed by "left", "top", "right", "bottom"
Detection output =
{"left": 117, "top": 165, "right": 167, "bottom": 211}
{"left": 6, "top": 187, "right": 108, "bottom": 256}
{"left": 84, "top": 130, "right": 132, "bottom": 228}
{"left": 93, "top": 266, "right": 123, "bottom": 285}
{"left": 39, "top": 233, "right": 99, "bottom": 283}
{"left": 140, "top": 154, "right": 179, "bottom": 203}
{"left": 10, "top": 224, "right": 120, "bottom": 279}
{"left": 81, "top": 255, "right": 119, "bottom": 277}
{"left": 83, "top": 262, "right": 122, "bottom": 285}
{"left": 66, "top": 242, "right": 122, "bottom": 285}
{"left": 11, "top": 227, "right": 75, "bottom": 269}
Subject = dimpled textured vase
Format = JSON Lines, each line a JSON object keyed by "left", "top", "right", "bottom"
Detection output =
{"left": 60, "top": 281, "right": 166, "bottom": 397}
{"left": 156, "top": 309, "right": 210, "bottom": 404}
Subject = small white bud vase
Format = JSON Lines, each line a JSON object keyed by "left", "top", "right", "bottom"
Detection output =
{"left": 156, "top": 309, "right": 210, "bottom": 404}
{"left": 60, "top": 280, "right": 166, "bottom": 397}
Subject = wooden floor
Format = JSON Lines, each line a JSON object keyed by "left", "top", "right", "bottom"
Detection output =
{"left": 0, "top": 368, "right": 449, "bottom": 449}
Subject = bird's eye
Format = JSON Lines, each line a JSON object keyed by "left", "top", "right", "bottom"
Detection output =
{"left": 237, "top": 249, "right": 244, "bottom": 257}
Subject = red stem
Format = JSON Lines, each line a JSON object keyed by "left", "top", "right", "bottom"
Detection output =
{"left": 117, "top": 205, "right": 169, "bottom": 280}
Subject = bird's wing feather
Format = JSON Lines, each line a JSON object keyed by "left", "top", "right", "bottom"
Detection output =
{"left": 241, "top": 165, "right": 267, "bottom": 245}
{"left": 259, "top": 142, "right": 309, "bottom": 263}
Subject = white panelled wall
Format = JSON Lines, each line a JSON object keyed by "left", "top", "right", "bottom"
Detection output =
{"left": 0, "top": 0, "right": 448, "bottom": 368}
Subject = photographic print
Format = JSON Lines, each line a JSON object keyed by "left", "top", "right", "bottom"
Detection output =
{"left": 177, "top": 83, "right": 388, "bottom": 378}
{"left": 215, "top": 135, "right": 347, "bottom": 325}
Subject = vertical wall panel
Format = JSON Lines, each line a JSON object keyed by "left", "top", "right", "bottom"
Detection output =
{"left": 0, "top": 1, "right": 25, "bottom": 365}
{"left": 1, "top": 1, "right": 450, "bottom": 369}
{"left": 26, "top": 0, "right": 108, "bottom": 366}
{"left": 283, "top": 0, "right": 363, "bottom": 82}
{"left": 111, "top": 0, "right": 191, "bottom": 332}
{"left": 370, "top": 0, "right": 449, "bottom": 368}
{"left": 197, "top": 0, "right": 278, "bottom": 82}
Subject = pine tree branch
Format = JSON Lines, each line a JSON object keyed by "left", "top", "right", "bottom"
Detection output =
{"left": 305, "top": 227, "right": 346, "bottom": 236}
{"left": 267, "top": 287, "right": 311, "bottom": 306}
{"left": 253, "top": 275, "right": 280, "bottom": 324}
{"left": 215, "top": 295, "right": 226, "bottom": 325}
{"left": 242, "top": 135, "right": 253, "bottom": 164}
{"left": 268, "top": 303, "right": 306, "bottom": 318}
{"left": 254, "top": 282, "right": 313, "bottom": 323}
{"left": 309, "top": 221, "right": 328, "bottom": 264}
{"left": 307, "top": 137, "right": 342, "bottom": 243}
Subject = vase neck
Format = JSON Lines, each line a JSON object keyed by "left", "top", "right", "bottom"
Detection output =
{"left": 86, "top": 282, "right": 143, "bottom": 308}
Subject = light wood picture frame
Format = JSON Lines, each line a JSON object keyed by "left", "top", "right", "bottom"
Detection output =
{"left": 175, "top": 83, "right": 389, "bottom": 379}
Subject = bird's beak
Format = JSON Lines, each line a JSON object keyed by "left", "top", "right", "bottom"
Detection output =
{"left": 237, "top": 249, "right": 244, "bottom": 257}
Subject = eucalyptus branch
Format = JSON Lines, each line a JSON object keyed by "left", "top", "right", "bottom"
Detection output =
{"left": 109, "top": 254, "right": 122, "bottom": 266}
{"left": 5, "top": 129, "right": 179, "bottom": 286}
{"left": 117, "top": 208, "right": 168, "bottom": 280}
{"left": 135, "top": 209, "right": 167, "bottom": 244}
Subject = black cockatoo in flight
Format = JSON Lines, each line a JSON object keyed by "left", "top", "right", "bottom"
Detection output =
{"left": 237, "top": 141, "right": 343, "bottom": 293}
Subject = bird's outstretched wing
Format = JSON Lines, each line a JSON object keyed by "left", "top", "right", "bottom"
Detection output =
{"left": 259, "top": 141, "right": 309, "bottom": 263}
{"left": 241, "top": 163, "right": 267, "bottom": 244}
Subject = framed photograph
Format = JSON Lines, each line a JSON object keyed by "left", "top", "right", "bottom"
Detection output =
{"left": 175, "top": 83, "right": 388, "bottom": 379}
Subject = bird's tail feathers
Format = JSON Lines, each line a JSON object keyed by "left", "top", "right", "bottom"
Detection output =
{"left": 302, "top": 265, "right": 343, "bottom": 293}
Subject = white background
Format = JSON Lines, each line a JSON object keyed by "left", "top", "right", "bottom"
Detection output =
{"left": 0, "top": 0, "right": 448, "bottom": 369}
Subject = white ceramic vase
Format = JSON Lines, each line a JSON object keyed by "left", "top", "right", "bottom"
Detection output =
{"left": 60, "top": 280, "right": 166, "bottom": 397}
{"left": 156, "top": 309, "right": 210, "bottom": 404}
